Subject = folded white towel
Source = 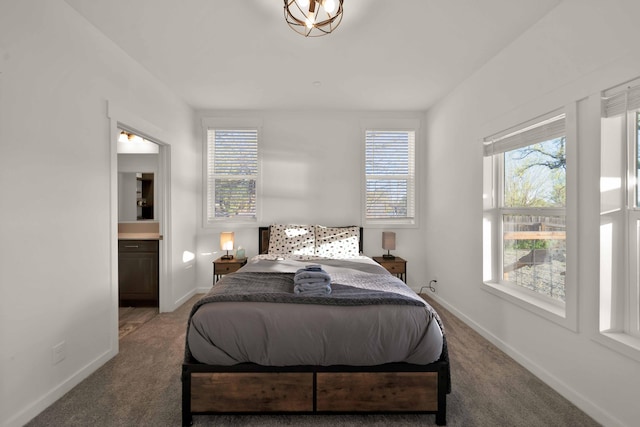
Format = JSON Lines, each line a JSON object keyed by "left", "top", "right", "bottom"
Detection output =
{"left": 294, "top": 282, "right": 332, "bottom": 295}
{"left": 294, "top": 268, "right": 331, "bottom": 284}
{"left": 293, "top": 265, "right": 332, "bottom": 295}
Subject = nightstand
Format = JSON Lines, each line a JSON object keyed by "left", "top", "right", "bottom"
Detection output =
{"left": 213, "top": 257, "right": 247, "bottom": 284}
{"left": 372, "top": 256, "right": 407, "bottom": 283}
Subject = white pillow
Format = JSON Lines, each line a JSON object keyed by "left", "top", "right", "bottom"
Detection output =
{"left": 314, "top": 225, "right": 360, "bottom": 258}
{"left": 267, "top": 224, "right": 316, "bottom": 256}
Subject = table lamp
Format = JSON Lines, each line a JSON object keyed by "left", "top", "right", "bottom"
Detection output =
{"left": 382, "top": 231, "right": 396, "bottom": 259}
{"left": 220, "top": 232, "right": 234, "bottom": 260}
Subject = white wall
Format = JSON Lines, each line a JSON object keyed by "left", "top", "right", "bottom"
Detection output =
{"left": 118, "top": 153, "right": 159, "bottom": 174}
{"left": 0, "top": 1, "right": 198, "bottom": 426}
{"left": 194, "top": 110, "right": 430, "bottom": 292}
{"left": 424, "top": 1, "right": 640, "bottom": 426}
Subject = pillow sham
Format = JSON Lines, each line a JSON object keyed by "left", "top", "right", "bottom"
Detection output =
{"left": 314, "top": 225, "right": 360, "bottom": 258}
{"left": 267, "top": 224, "right": 316, "bottom": 256}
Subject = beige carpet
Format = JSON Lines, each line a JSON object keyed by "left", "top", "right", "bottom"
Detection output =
{"left": 26, "top": 294, "right": 600, "bottom": 427}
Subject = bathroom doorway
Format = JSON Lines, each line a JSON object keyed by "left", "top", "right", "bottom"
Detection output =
{"left": 117, "top": 130, "right": 161, "bottom": 309}
{"left": 108, "top": 101, "right": 172, "bottom": 352}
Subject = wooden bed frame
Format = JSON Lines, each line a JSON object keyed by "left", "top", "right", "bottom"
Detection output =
{"left": 181, "top": 226, "right": 450, "bottom": 426}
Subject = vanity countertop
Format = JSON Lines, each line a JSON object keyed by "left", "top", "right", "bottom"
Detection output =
{"left": 118, "top": 233, "right": 162, "bottom": 240}
{"left": 118, "top": 222, "right": 161, "bottom": 240}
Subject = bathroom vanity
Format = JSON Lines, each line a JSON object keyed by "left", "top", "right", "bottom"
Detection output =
{"left": 118, "top": 222, "right": 161, "bottom": 307}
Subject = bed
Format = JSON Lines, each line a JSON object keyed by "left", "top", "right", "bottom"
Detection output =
{"left": 182, "top": 225, "right": 450, "bottom": 426}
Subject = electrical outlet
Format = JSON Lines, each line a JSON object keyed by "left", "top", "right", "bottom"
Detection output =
{"left": 52, "top": 341, "right": 66, "bottom": 365}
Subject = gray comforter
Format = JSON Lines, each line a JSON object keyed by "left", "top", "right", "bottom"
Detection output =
{"left": 187, "top": 256, "right": 444, "bottom": 366}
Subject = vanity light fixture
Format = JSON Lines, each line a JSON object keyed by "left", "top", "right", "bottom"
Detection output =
{"left": 118, "top": 131, "right": 129, "bottom": 143}
{"left": 119, "top": 130, "right": 141, "bottom": 143}
{"left": 284, "top": 0, "right": 344, "bottom": 37}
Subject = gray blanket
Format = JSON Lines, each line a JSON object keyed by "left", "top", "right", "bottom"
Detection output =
{"left": 190, "top": 272, "right": 427, "bottom": 309}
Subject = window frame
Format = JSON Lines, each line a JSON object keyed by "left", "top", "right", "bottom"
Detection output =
{"left": 361, "top": 118, "right": 420, "bottom": 228}
{"left": 482, "top": 106, "right": 578, "bottom": 331}
{"left": 202, "top": 118, "right": 262, "bottom": 227}
{"left": 598, "top": 79, "right": 640, "bottom": 361}
{"left": 627, "top": 111, "right": 640, "bottom": 339}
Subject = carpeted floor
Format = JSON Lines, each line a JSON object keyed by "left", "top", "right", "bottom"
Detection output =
{"left": 26, "top": 294, "right": 600, "bottom": 427}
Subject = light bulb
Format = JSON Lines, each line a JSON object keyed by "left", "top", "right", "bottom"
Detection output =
{"left": 118, "top": 131, "right": 128, "bottom": 143}
{"left": 305, "top": 15, "right": 315, "bottom": 28}
{"left": 322, "top": 0, "right": 337, "bottom": 14}
{"left": 297, "top": 0, "right": 310, "bottom": 9}
{"left": 305, "top": 7, "right": 316, "bottom": 28}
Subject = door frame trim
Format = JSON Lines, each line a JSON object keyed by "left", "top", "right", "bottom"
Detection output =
{"left": 107, "top": 101, "right": 173, "bottom": 352}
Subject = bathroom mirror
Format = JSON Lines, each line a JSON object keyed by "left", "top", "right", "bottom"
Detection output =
{"left": 118, "top": 172, "right": 154, "bottom": 221}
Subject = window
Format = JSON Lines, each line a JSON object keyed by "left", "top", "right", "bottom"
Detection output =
{"left": 501, "top": 134, "right": 566, "bottom": 301}
{"left": 483, "top": 109, "right": 575, "bottom": 326}
{"left": 364, "top": 130, "right": 416, "bottom": 224}
{"left": 600, "top": 79, "right": 640, "bottom": 354}
{"left": 205, "top": 128, "right": 258, "bottom": 223}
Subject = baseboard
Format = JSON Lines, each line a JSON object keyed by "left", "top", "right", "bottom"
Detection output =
{"left": 424, "top": 293, "right": 624, "bottom": 427}
{"left": 3, "top": 346, "right": 117, "bottom": 427}
{"left": 173, "top": 288, "right": 199, "bottom": 311}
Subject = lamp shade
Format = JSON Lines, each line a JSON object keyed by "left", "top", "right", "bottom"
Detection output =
{"left": 382, "top": 231, "right": 396, "bottom": 250}
{"left": 220, "top": 232, "right": 234, "bottom": 251}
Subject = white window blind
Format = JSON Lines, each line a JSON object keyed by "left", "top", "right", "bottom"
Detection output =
{"left": 206, "top": 129, "right": 258, "bottom": 221}
{"left": 483, "top": 112, "right": 566, "bottom": 156}
{"left": 365, "top": 130, "right": 415, "bottom": 220}
{"left": 602, "top": 78, "right": 640, "bottom": 117}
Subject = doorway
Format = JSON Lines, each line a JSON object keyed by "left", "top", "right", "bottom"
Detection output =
{"left": 117, "top": 130, "right": 160, "bottom": 310}
{"left": 108, "top": 101, "right": 172, "bottom": 352}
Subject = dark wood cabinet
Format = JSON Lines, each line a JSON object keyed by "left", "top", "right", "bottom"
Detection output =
{"left": 119, "top": 240, "right": 159, "bottom": 306}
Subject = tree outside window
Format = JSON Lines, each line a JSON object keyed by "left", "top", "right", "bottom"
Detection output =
{"left": 502, "top": 137, "right": 566, "bottom": 301}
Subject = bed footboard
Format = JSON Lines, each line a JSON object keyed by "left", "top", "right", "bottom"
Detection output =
{"left": 181, "top": 361, "right": 448, "bottom": 426}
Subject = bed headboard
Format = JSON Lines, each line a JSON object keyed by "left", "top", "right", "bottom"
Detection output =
{"left": 259, "top": 226, "right": 364, "bottom": 255}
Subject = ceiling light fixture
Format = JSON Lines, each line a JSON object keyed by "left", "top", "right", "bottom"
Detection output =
{"left": 284, "top": 0, "right": 344, "bottom": 37}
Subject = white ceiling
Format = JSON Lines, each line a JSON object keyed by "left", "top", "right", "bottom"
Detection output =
{"left": 64, "top": 0, "right": 561, "bottom": 111}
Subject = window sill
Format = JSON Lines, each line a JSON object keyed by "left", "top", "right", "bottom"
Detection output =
{"left": 203, "top": 217, "right": 257, "bottom": 228}
{"left": 594, "top": 331, "right": 640, "bottom": 363}
{"left": 364, "top": 219, "right": 418, "bottom": 229}
{"left": 481, "top": 281, "right": 577, "bottom": 331}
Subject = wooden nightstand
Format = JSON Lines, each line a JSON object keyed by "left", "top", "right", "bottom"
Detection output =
{"left": 213, "top": 257, "right": 247, "bottom": 284}
{"left": 372, "top": 256, "right": 407, "bottom": 283}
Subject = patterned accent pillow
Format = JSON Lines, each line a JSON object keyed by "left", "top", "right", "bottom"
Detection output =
{"left": 267, "top": 224, "right": 316, "bottom": 256}
{"left": 314, "top": 225, "right": 360, "bottom": 258}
